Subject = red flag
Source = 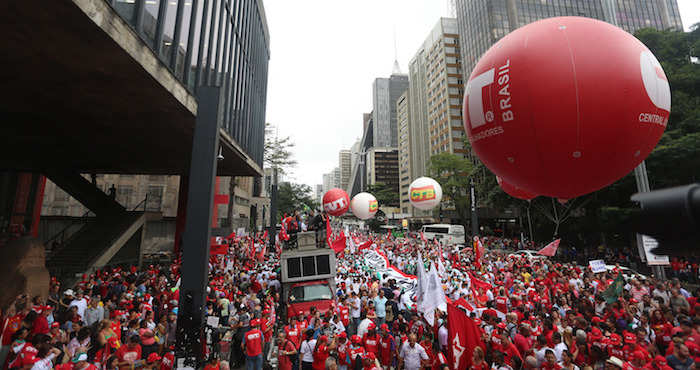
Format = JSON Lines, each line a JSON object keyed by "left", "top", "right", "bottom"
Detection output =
{"left": 329, "top": 231, "right": 346, "bottom": 255}
{"left": 447, "top": 302, "right": 485, "bottom": 370}
{"left": 469, "top": 273, "right": 492, "bottom": 292}
{"left": 210, "top": 244, "right": 227, "bottom": 255}
{"left": 227, "top": 231, "right": 236, "bottom": 240}
{"left": 279, "top": 220, "right": 290, "bottom": 241}
{"left": 537, "top": 238, "right": 561, "bottom": 256}
{"left": 358, "top": 241, "right": 373, "bottom": 250}
{"left": 262, "top": 230, "right": 268, "bottom": 240}
{"left": 473, "top": 236, "right": 484, "bottom": 269}
{"left": 257, "top": 242, "right": 267, "bottom": 260}
{"left": 420, "top": 231, "right": 428, "bottom": 243}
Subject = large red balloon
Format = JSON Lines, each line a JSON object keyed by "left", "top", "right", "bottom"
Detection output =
{"left": 497, "top": 176, "right": 538, "bottom": 200}
{"left": 463, "top": 17, "right": 670, "bottom": 199}
{"left": 322, "top": 188, "right": 350, "bottom": 216}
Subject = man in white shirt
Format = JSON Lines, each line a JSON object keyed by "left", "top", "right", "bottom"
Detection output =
{"left": 398, "top": 334, "right": 428, "bottom": 370}
{"left": 69, "top": 290, "right": 88, "bottom": 319}
{"left": 552, "top": 332, "right": 568, "bottom": 361}
{"left": 347, "top": 292, "right": 361, "bottom": 334}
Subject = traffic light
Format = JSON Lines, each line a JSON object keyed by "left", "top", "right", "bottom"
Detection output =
{"left": 631, "top": 183, "right": 700, "bottom": 255}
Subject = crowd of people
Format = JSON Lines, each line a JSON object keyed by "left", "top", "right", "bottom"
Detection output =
{"left": 1, "top": 220, "right": 699, "bottom": 370}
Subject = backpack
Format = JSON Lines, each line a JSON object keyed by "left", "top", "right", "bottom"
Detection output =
{"left": 385, "top": 302, "right": 394, "bottom": 322}
{"left": 284, "top": 340, "right": 299, "bottom": 370}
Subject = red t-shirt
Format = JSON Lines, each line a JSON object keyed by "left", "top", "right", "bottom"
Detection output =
{"left": 379, "top": 334, "right": 394, "bottom": 364}
{"left": 540, "top": 363, "right": 562, "bottom": 370}
{"left": 244, "top": 329, "right": 263, "bottom": 357}
{"left": 116, "top": 344, "right": 142, "bottom": 370}
{"left": 2, "top": 314, "right": 24, "bottom": 346}
{"left": 350, "top": 346, "right": 365, "bottom": 362}
{"left": 312, "top": 344, "right": 330, "bottom": 370}
{"left": 363, "top": 333, "right": 381, "bottom": 357}
{"left": 278, "top": 340, "right": 296, "bottom": 370}
{"left": 285, "top": 325, "right": 301, "bottom": 348}
{"left": 160, "top": 352, "right": 174, "bottom": 370}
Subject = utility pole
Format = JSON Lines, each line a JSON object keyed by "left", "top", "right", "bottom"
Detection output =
{"left": 470, "top": 178, "right": 478, "bottom": 237}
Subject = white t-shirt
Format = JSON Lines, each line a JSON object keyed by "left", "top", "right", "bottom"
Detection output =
{"left": 300, "top": 339, "right": 317, "bottom": 363}
{"left": 348, "top": 297, "right": 361, "bottom": 318}
{"left": 30, "top": 353, "right": 55, "bottom": 370}
{"left": 70, "top": 298, "right": 88, "bottom": 318}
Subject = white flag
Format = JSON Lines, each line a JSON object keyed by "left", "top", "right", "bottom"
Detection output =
{"left": 420, "top": 262, "right": 447, "bottom": 325}
{"left": 415, "top": 253, "right": 428, "bottom": 302}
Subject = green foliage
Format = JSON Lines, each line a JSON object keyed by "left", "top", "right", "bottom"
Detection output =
{"left": 427, "top": 152, "right": 475, "bottom": 225}
{"left": 276, "top": 182, "right": 316, "bottom": 219}
{"left": 264, "top": 123, "right": 297, "bottom": 175}
{"left": 366, "top": 182, "right": 399, "bottom": 207}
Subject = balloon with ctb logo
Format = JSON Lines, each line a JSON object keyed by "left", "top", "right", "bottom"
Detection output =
{"left": 351, "top": 192, "right": 379, "bottom": 220}
{"left": 408, "top": 177, "right": 443, "bottom": 211}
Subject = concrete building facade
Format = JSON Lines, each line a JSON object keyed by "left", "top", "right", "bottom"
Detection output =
{"left": 372, "top": 74, "right": 409, "bottom": 148}
{"left": 397, "top": 91, "right": 412, "bottom": 214}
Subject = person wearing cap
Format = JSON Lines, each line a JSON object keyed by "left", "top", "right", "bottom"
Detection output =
{"left": 363, "top": 321, "right": 381, "bottom": 359}
{"left": 30, "top": 306, "right": 53, "bottom": 338}
{"left": 335, "top": 332, "right": 349, "bottom": 370}
{"left": 348, "top": 335, "right": 365, "bottom": 368}
{"left": 260, "top": 310, "right": 273, "bottom": 363}
{"left": 242, "top": 318, "right": 264, "bottom": 370}
{"left": 621, "top": 351, "right": 646, "bottom": 370}
{"left": 378, "top": 323, "right": 395, "bottom": 369}
{"left": 398, "top": 334, "right": 428, "bottom": 370}
{"left": 605, "top": 356, "right": 624, "bottom": 370}
{"left": 643, "top": 355, "right": 672, "bottom": 370}
{"left": 311, "top": 334, "right": 336, "bottom": 370}
{"left": 363, "top": 353, "right": 381, "bottom": 370}
{"left": 144, "top": 353, "right": 162, "bottom": 370}
{"left": 160, "top": 345, "right": 175, "bottom": 370}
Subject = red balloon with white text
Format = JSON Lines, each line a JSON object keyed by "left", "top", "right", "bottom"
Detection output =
{"left": 322, "top": 188, "right": 350, "bottom": 216}
{"left": 463, "top": 17, "right": 670, "bottom": 199}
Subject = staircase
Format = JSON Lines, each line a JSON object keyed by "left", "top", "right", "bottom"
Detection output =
{"left": 44, "top": 170, "right": 125, "bottom": 216}
{"left": 46, "top": 211, "right": 146, "bottom": 284}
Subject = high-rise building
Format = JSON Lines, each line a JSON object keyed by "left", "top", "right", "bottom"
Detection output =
{"left": 339, "top": 150, "right": 352, "bottom": 191}
{"left": 373, "top": 74, "right": 409, "bottom": 148}
{"left": 366, "top": 148, "right": 400, "bottom": 208}
{"left": 404, "top": 18, "right": 466, "bottom": 216}
{"left": 397, "top": 91, "right": 412, "bottom": 214}
{"left": 323, "top": 168, "right": 341, "bottom": 194}
{"left": 456, "top": 0, "right": 683, "bottom": 82}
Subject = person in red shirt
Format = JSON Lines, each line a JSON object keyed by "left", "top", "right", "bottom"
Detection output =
{"left": 500, "top": 331, "right": 522, "bottom": 365}
{"left": 336, "top": 332, "right": 349, "bottom": 369}
{"left": 203, "top": 357, "right": 219, "bottom": 370}
{"left": 242, "top": 318, "right": 264, "bottom": 370}
{"left": 363, "top": 322, "right": 381, "bottom": 358}
{"left": 540, "top": 349, "right": 561, "bottom": 370}
{"left": 276, "top": 331, "right": 298, "bottom": 370}
{"left": 651, "top": 310, "right": 673, "bottom": 353}
{"left": 116, "top": 336, "right": 142, "bottom": 370}
{"left": 261, "top": 310, "right": 274, "bottom": 362}
{"left": 622, "top": 351, "right": 647, "bottom": 370}
{"left": 513, "top": 325, "right": 533, "bottom": 358}
{"left": 378, "top": 324, "right": 395, "bottom": 369}
{"left": 607, "top": 333, "right": 625, "bottom": 360}
{"left": 284, "top": 316, "right": 302, "bottom": 348}
{"left": 160, "top": 347, "right": 175, "bottom": 370}
{"left": 30, "top": 306, "right": 53, "bottom": 338}
{"left": 363, "top": 353, "right": 381, "bottom": 370}
{"left": 349, "top": 335, "right": 366, "bottom": 369}
{"left": 312, "top": 335, "right": 336, "bottom": 370}
{"left": 642, "top": 355, "right": 672, "bottom": 370}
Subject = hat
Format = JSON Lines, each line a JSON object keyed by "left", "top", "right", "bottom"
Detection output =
{"left": 380, "top": 323, "right": 389, "bottom": 331}
{"left": 319, "top": 335, "right": 328, "bottom": 343}
{"left": 262, "top": 309, "right": 270, "bottom": 315}
{"left": 298, "top": 311, "right": 305, "bottom": 316}
{"left": 497, "top": 322, "right": 507, "bottom": 330}
{"left": 654, "top": 355, "right": 668, "bottom": 366}
{"left": 51, "top": 322, "right": 60, "bottom": 329}
{"left": 671, "top": 326, "right": 684, "bottom": 336}
{"left": 608, "top": 333, "right": 621, "bottom": 346}
{"left": 64, "top": 289, "right": 75, "bottom": 296}
{"left": 591, "top": 316, "right": 604, "bottom": 323}
{"left": 368, "top": 322, "right": 376, "bottom": 331}
{"left": 338, "top": 332, "right": 347, "bottom": 339}
{"left": 72, "top": 353, "right": 89, "bottom": 363}
{"left": 473, "top": 318, "right": 482, "bottom": 326}
{"left": 351, "top": 335, "right": 361, "bottom": 344}
{"left": 630, "top": 351, "right": 646, "bottom": 360}
{"left": 606, "top": 356, "right": 624, "bottom": 368}
{"left": 250, "top": 318, "right": 260, "bottom": 327}
{"left": 366, "top": 353, "right": 376, "bottom": 361}
{"left": 624, "top": 331, "right": 636, "bottom": 344}
{"left": 147, "top": 353, "right": 162, "bottom": 363}
{"left": 590, "top": 327, "right": 603, "bottom": 341}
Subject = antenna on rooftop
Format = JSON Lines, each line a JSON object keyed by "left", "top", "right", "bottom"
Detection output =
{"left": 392, "top": 27, "right": 402, "bottom": 74}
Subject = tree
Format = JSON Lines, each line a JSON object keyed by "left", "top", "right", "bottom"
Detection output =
{"left": 276, "top": 182, "right": 316, "bottom": 219}
{"left": 366, "top": 182, "right": 399, "bottom": 208}
{"left": 264, "top": 123, "right": 298, "bottom": 175}
{"left": 427, "top": 152, "right": 475, "bottom": 226}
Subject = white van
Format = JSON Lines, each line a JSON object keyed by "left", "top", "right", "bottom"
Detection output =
{"left": 421, "top": 224, "right": 466, "bottom": 244}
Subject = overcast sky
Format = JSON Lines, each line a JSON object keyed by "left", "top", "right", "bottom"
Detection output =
{"left": 262, "top": 0, "right": 700, "bottom": 191}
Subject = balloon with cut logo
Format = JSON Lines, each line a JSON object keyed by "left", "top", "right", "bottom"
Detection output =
{"left": 463, "top": 16, "right": 670, "bottom": 199}
{"left": 351, "top": 192, "right": 379, "bottom": 220}
{"left": 408, "top": 177, "right": 443, "bottom": 211}
{"left": 497, "top": 176, "right": 538, "bottom": 200}
{"left": 322, "top": 188, "right": 350, "bottom": 216}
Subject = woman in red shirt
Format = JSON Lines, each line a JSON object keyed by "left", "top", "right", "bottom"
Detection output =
{"left": 651, "top": 309, "right": 673, "bottom": 354}
{"left": 470, "top": 346, "right": 489, "bottom": 370}
{"left": 312, "top": 335, "right": 336, "bottom": 370}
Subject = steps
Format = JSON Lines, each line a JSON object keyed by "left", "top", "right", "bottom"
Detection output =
{"left": 46, "top": 211, "right": 145, "bottom": 283}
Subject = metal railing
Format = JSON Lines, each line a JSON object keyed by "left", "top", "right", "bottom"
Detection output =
{"left": 44, "top": 210, "right": 94, "bottom": 254}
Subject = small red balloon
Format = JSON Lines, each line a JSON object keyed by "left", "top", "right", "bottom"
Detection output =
{"left": 464, "top": 17, "right": 670, "bottom": 199}
{"left": 497, "top": 176, "right": 538, "bottom": 200}
{"left": 322, "top": 188, "right": 350, "bottom": 216}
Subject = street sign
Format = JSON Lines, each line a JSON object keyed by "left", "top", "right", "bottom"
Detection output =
{"left": 642, "top": 235, "right": 670, "bottom": 266}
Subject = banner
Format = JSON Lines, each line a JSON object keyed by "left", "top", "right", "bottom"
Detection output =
{"left": 536, "top": 239, "right": 560, "bottom": 256}
{"left": 419, "top": 263, "right": 447, "bottom": 325}
{"left": 589, "top": 259, "right": 607, "bottom": 273}
{"left": 210, "top": 244, "right": 228, "bottom": 255}
{"left": 364, "top": 250, "right": 417, "bottom": 296}
{"left": 641, "top": 235, "right": 670, "bottom": 266}
{"left": 447, "top": 302, "right": 485, "bottom": 370}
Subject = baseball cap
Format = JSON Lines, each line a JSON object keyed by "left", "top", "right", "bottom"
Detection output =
{"left": 608, "top": 333, "right": 621, "bottom": 346}
{"left": 366, "top": 353, "right": 376, "bottom": 361}
{"left": 590, "top": 327, "right": 603, "bottom": 341}
{"left": 380, "top": 323, "right": 389, "bottom": 331}
{"left": 654, "top": 355, "right": 668, "bottom": 366}
{"left": 318, "top": 335, "right": 328, "bottom": 343}
{"left": 338, "top": 332, "right": 347, "bottom": 338}
{"left": 147, "top": 353, "right": 162, "bottom": 363}
{"left": 624, "top": 331, "right": 636, "bottom": 344}
{"left": 72, "top": 353, "right": 89, "bottom": 363}
{"left": 630, "top": 351, "right": 646, "bottom": 360}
